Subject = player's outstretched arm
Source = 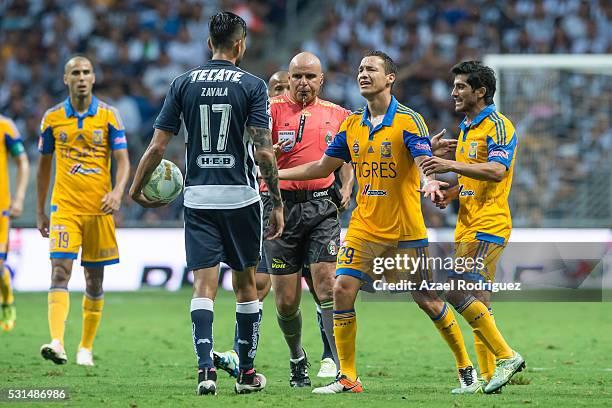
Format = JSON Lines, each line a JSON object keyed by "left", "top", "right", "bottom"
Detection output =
{"left": 278, "top": 154, "right": 344, "bottom": 181}
{"left": 249, "top": 125, "right": 284, "bottom": 239}
{"left": 10, "top": 152, "right": 29, "bottom": 218}
{"left": 36, "top": 154, "right": 53, "bottom": 237}
{"left": 129, "top": 128, "right": 172, "bottom": 208}
{"left": 101, "top": 149, "right": 130, "bottom": 214}
{"left": 420, "top": 156, "right": 506, "bottom": 182}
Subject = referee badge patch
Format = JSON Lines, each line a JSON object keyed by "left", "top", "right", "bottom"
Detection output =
{"left": 277, "top": 130, "right": 295, "bottom": 152}
{"left": 325, "top": 131, "right": 333, "bottom": 145}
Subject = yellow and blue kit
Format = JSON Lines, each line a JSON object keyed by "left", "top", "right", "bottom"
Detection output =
{"left": 0, "top": 115, "right": 26, "bottom": 260}
{"left": 325, "top": 96, "right": 432, "bottom": 283}
{"left": 453, "top": 104, "right": 517, "bottom": 282}
{"left": 39, "top": 96, "right": 127, "bottom": 267}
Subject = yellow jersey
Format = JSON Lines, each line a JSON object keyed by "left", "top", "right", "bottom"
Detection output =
{"left": 455, "top": 104, "right": 517, "bottom": 245}
{"left": 39, "top": 96, "right": 128, "bottom": 215}
{"left": 326, "top": 96, "right": 432, "bottom": 243}
{"left": 1, "top": 115, "right": 25, "bottom": 212}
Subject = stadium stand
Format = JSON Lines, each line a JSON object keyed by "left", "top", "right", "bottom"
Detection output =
{"left": 0, "top": 0, "right": 609, "bottom": 227}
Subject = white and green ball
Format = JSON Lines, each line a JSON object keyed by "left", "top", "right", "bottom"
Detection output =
{"left": 143, "top": 159, "right": 183, "bottom": 203}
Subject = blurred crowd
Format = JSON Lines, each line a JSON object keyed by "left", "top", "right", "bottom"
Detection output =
{"left": 303, "top": 0, "right": 610, "bottom": 227}
{"left": 1, "top": 0, "right": 610, "bottom": 227}
{"left": 505, "top": 71, "right": 611, "bottom": 227}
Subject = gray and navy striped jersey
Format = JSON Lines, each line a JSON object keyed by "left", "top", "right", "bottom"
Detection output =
{"left": 154, "top": 59, "right": 270, "bottom": 209}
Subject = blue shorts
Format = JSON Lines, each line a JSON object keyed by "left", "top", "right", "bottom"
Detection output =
{"left": 184, "top": 202, "right": 262, "bottom": 272}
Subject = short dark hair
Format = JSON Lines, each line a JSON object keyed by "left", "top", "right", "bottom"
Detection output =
{"left": 363, "top": 50, "right": 397, "bottom": 75}
{"left": 451, "top": 61, "right": 496, "bottom": 105}
{"left": 209, "top": 11, "right": 247, "bottom": 50}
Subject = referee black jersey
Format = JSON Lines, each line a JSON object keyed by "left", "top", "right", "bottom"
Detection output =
{"left": 154, "top": 59, "right": 270, "bottom": 209}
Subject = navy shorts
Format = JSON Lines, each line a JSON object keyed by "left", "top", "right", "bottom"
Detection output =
{"left": 184, "top": 202, "right": 262, "bottom": 271}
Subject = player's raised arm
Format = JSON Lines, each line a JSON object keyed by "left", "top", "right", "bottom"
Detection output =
{"left": 129, "top": 128, "right": 172, "bottom": 208}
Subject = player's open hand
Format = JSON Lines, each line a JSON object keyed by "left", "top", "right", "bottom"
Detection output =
{"left": 37, "top": 212, "right": 50, "bottom": 238}
{"left": 417, "top": 180, "right": 449, "bottom": 203}
{"left": 9, "top": 198, "right": 24, "bottom": 218}
{"left": 101, "top": 190, "right": 122, "bottom": 214}
{"left": 265, "top": 205, "right": 284, "bottom": 240}
{"left": 420, "top": 156, "right": 454, "bottom": 176}
{"left": 273, "top": 140, "right": 292, "bottom": 157}
{"left": 430, "top": 129, "right": 457, "bottom": 158}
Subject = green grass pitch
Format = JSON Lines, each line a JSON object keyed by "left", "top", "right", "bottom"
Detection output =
{"left": 1, "top": 290, "right": 610, "bottom": 407}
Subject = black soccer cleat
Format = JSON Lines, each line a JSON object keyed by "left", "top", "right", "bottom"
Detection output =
{"left": 289, "top": 351, "right": 312, "bottom": 388}
{"left": 235, "top": 369, "right": 267, "bottom": 394}
{"left": 197, "top": 368, "right": 217, "bottom": 396}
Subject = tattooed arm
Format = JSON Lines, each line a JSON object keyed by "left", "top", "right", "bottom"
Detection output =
{"left": 249, "top": 125, "right": 284, "bottom": 239}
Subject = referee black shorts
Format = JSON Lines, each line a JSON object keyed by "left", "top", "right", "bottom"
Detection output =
{"left": 260, "top": 190, "right": 340, "bottom": 275}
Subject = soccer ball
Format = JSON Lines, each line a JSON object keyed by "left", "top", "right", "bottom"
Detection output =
{"left": 142, "top": 159, "right": 183, "bottom": 203}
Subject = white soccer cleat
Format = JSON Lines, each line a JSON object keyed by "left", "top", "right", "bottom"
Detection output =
{"left": 76, "top": 347, "right": 94, "bottom": 366}
{"left": 312, "top": 375, "right": 363, "bottom": 394}
{"left": 40, "top": 340, "right": 67, "bottom": 365}
{"left": 213, "top": 350, "right": 239, "bottom": 378}
{"left": 317, "top": 357, "right": 337, "bottom": 378}
{"left": 456, "top": 365, "right": 478, "bottom": 389}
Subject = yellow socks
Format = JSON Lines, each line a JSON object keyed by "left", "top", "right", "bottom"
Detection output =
{"left": 459, "top": 299, "right": 513, "bottom": 360}
{"left": 79, "top": 294, "right": 104, "bottom": 350}
{"left": 48, "top": 289, "right": 70, "bottom": 344}
{"left": 432, "top": 303, "right": 472, "bottom": 369}
{"left": 474, "top": 307, "right": 496, "bottom": 380}
{"left": 333, "top": 309, "right": 357, "bottom": 381}
{"left": 0, "top": 266, "right": 14, "bottom": 305}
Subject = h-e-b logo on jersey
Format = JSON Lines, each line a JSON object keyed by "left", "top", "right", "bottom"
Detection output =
{"left": 197, "top": 154, "right": 236, "bottom": 168}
